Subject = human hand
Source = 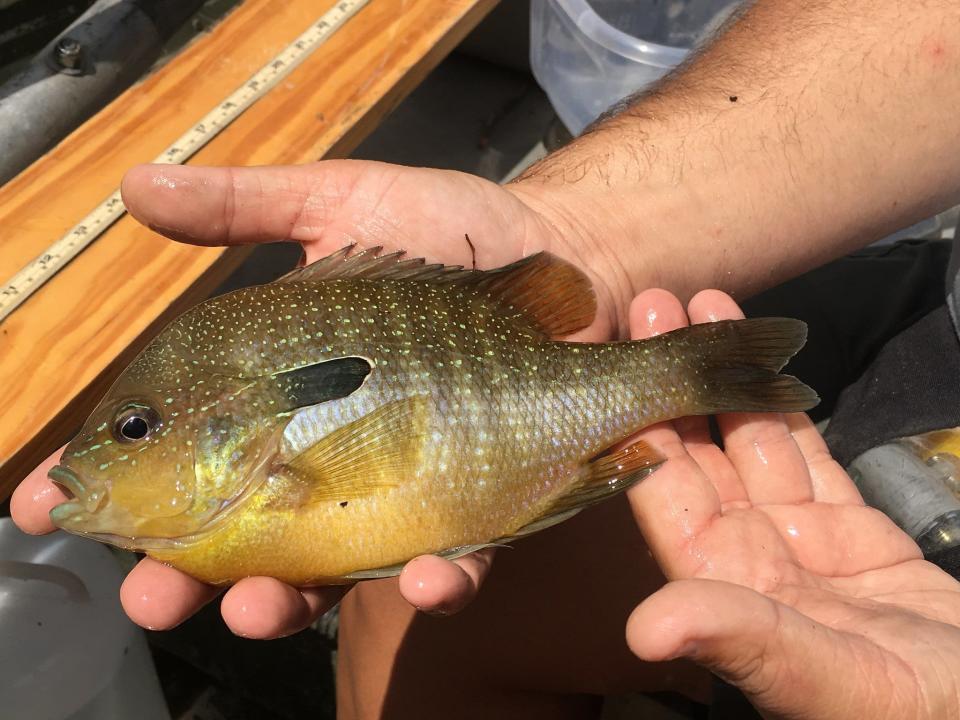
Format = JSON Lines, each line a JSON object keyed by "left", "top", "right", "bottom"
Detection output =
{"left": 11, "top": 159, "right": 623, "bottom": 637}
{"left": 625, "top": 289, "right": 960, "bottom": 719}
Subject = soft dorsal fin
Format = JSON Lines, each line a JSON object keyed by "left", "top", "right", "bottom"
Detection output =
{"left": 274, "top": 395, "right": 430, "bottom": 506}
{"left": 462, "top": 252, "right": 597, "bottom": 337}
{"left": 276, "top": 244, "right": 597, "bottom": 337}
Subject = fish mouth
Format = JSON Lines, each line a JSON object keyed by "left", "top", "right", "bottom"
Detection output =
{"left": 49, "top": 465, "right": 84, "bottom": 501}
{"left": 49, "top": 464, "right": 109, "bottom": 523}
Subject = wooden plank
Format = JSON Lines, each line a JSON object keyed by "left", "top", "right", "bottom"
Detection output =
{"left": 0, "top": 0, "right": 496, "bottom": 495}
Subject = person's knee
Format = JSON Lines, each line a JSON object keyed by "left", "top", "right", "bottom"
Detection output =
{"left": 337, "top": 579, "right": 417, "bottom": 720}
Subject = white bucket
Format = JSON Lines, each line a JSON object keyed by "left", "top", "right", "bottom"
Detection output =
{"left": 0, "top": 518, "right": 169, "bottom": 720}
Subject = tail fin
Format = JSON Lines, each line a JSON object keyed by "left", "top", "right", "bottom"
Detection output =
{"left": 683, "top": 318, "right": 819, "bottom": 414}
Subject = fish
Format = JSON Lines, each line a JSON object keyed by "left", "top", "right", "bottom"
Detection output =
{"left": 48, "top": 246, "right": 818, "bottom": 586}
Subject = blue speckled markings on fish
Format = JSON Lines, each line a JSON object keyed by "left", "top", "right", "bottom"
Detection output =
{"left": 48, "top": 245, "right": 818, "bottom": 586}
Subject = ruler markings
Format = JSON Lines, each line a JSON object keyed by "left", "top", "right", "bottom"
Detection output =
{"left": 0, "top": 0, "right": 369, "bottom": 323}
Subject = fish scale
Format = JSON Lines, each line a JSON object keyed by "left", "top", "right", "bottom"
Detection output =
{"left": 49, "top": 248, "right": 817, "bottom": 585}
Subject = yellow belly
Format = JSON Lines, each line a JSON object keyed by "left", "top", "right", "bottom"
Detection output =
{"left": 148, "top": 470, "right": 565, "bottom": 585}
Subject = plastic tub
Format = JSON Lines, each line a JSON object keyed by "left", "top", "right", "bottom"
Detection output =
{"left": 531, "top": 0, "right": 744, "bottom": 134}
{"left": 0, "top": 518, "right": 169, "bottom": 720}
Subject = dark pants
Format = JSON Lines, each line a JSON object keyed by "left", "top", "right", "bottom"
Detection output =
{"left": 742, "top": 239, "right": 954, "bottom": 426}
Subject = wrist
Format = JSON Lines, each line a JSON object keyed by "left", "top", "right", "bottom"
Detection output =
{"left": 506, "top": 0, "right": 960, "bottom": 311}
{"left": 505, "top": 176, "right": 641, "bottom": 340}
{"left": 506, "top": 113, "right": 738, "bottom": 335}
{"left": 509, "top": 84, "right": 842, "bottom": 309}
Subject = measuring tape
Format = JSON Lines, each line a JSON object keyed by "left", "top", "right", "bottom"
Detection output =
{"left": 0, "top": 0, "right": 370, "bottom": 324}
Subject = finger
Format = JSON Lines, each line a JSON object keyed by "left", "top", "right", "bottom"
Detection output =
{"left": 760, "top": 503, "right": 921, "bottom": 577}
{"left": 628, "top": 288, "right": 689, "bottom": 337}
{"left": 627, "top": 445, "right": 723, "bottom": 579}
{"left": 398, "top": 549, "right": 496, "bottom": 616}
{"left": 120, "top": 162, "right": 532, "bottom": 273}
{"left": 784, "top": 413, "right": 864, "bottom": 505}
{"left": 689, "top": 290, "right": 814, "bottom": 506}
{"left": 627, "top": 290, "right": 725, "bottom": 578}
{"left": 120, "top": 557, "right": 220, "bottom": 630}
{"left": 672, "top": 293, "right": 750, "bottom": 506}
{"left": 629, "top": 290, "right": 747, "bottom": 505}
{"left": 677, "top": 416, "right": 750, "bottom": 509}
{"left": 121, "top": 162, "right": 364, "bottom": 247}
{"left": 679, "top": 292, "right": 754, "bottom": 506}
{"left": 220, "top": 576, "right": 346, "bottom": 639}
{"left": 10, "top": 447, "right": 67, "bottom": 535}
{"left": 626, "top": 578, "right": 905, "bottom": 719}
{"left": 626, "top": 289, "right": 688, "bottom": 446}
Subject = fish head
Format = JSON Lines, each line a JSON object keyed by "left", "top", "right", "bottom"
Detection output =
{"left": 48, "top": 362, "right": 277, "bottom": 551}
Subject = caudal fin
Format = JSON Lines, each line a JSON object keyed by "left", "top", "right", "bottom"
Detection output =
{"left": 684, "top": 318, "right": 819, "bottom": 414}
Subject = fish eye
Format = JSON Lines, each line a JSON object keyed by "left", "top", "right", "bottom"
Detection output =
{"left": 113, "top": 404, "right": 161, "bottom": 443}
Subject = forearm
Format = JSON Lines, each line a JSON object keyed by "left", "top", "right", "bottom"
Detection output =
{"left": 509, "top": 0, "right": 960, "bottom": 332}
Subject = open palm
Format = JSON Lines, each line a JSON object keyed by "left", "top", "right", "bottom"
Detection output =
{"left": 627, "top": 289, "right": 960, "bottom": 720}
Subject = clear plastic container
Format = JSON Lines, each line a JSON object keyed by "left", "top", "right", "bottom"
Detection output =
{"left": 530, "top": 0, "right": 744, "bottom": 134}
{"left": 0, "top": 518, "right": 169, "bottom": 720}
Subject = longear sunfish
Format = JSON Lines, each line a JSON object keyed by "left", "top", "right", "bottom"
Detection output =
{"left": 49, "top": 246, "right": 817, "bottom": 585}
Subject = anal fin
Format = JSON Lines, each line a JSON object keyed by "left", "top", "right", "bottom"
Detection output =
{"left": 342, "top": 442, "right": 663, "bottom": 581}
{"left": 501, "top": 441, "right": 664, "bottom": 541}
{"left": 342, "top": 543, "right": 506, "bottom": 581}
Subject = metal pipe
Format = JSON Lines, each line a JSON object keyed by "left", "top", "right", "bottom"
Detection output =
{"left": 0, "top": 0, "right": 205, "bottom": 186}
{"left": 0, "top": 1, "right": 95, "bottom": 70}
{"left": 849, "top": 441, "right": 960, "bottom": 555}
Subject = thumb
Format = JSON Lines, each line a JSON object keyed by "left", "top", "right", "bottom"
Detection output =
{"left": 120, "top": 160, "right": 388, "bottom": 247}
{"left": 627, "top": 579, "right": 881, "bottom": 719}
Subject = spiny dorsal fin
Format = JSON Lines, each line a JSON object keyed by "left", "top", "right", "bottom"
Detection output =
{"left": 275, "top": 395, "right": 430, "bottom": 506}
{"left": 275, "top": 244, "right": 474, "bottom": 284}
{"left": 276, "top": 244, "right": 597, "bottom": 337}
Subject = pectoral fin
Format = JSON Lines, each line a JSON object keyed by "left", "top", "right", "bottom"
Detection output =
{"left": 276, "top": 395, "right": 430, "bottom": 505}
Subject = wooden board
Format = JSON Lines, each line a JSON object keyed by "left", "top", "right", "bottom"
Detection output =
{"left": 0, "top": 0, "right": 496, "bottom": 495}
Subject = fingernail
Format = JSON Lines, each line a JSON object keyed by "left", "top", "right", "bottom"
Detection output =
{"left": 148, "top": 223, "right": 204, "bottom": 244}
{"left": 413, "top": 603, "right": 450, "bottom": 617}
